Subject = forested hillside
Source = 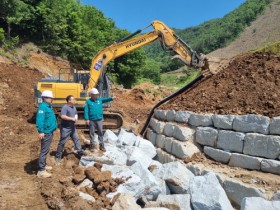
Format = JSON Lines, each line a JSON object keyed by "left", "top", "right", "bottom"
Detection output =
{"left": 0, "top": 0, "right": 272, "bottom": 87}
{"left": 144, "top": 0, "right": 271, "bottom": 72}
{"left": 0, "top": 0, "right": 148, "bottom": 88}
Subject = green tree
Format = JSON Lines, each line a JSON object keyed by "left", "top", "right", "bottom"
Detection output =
{"left": 113, "top": 49, "right": 146, "bottom": 88}
{"left": 0, "top": 0, "right": 32, "bottom": 38}
{"left": 0, "top": 28, "right": 4, "bottom": 43}
{"left": 140, "top": 58, "right": 161, "bottom": 84}
{"left": 144, "top": 0, "right": 271, "bottom": 70}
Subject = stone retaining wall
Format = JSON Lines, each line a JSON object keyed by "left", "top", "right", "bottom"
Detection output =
{"left": 145, "top": 110, "right": 280, "bottom": 175}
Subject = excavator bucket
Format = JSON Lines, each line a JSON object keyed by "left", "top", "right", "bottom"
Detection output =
{"left": 203, "top": 56, "right": 230, "bottom": 75}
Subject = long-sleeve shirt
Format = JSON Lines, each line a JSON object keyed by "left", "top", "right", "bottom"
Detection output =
{"left": 36, "top": 102, "right": 57, "bottom": 134}
{"left": 84, "top": 97, "right": 112, "bottom": 121}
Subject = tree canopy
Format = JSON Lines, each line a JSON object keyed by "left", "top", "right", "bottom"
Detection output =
{"left": 144, "top": 0, "right": 271, "bottom": 72}
{"left": 0, "top": 0, "right": 271, "bottom": 87}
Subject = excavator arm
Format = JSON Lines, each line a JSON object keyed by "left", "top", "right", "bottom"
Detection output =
{"left": 87, "top": 20, "right": 209, "bottom": 91}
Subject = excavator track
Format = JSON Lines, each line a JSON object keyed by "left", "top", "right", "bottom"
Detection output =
{"left": 73, "top": 110, "right": 123, "bottom": 130}
{"left": 103, "top": 111, "right": 123, "bottom": 129}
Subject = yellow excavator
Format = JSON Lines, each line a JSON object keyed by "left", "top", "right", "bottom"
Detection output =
{"left": 35, "top": 20, "right": 214, "bottom": 129}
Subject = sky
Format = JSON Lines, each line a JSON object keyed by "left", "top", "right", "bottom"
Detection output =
{"left": 82, "top": 0, "right": 246, "bottom": 32}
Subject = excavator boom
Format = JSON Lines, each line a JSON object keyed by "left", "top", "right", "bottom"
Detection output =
{"left": 35, "top": 20, "right": 215, "bottom": 130}
{"left": 88, "top": 20, "right": 211, "bottom": 91}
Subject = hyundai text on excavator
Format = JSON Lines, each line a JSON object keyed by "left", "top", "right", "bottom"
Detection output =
{"left": 34, "top": 20, "right": 215, "bottom": 130}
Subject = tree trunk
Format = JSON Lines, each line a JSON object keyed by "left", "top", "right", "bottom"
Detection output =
{"left": 7, "top": 22, "right": 10, "bottom": 39}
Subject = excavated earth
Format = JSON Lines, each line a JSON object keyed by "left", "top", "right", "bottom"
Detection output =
{"left": 0, "top": 61, "right": 156, "bottom": 209}
{"left": 0, "top": 52, "right": 280, "bottom": 209}
{"left": 162, "top": 52, "right": 280, "bottom": 118}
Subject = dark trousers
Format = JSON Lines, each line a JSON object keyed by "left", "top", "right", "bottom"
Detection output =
{"left": 56, "top": 126, "right": 83, "bottom": 159}
{"left": 89, "top": 120, "right": 103, "bottom": 145}
{"left": 38, "top": 133, "right": 53, "bottom": 171}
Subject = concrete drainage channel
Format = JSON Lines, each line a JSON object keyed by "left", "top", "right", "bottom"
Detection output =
{"left": 73, "top": 110, "right": 280, "bottom": 210}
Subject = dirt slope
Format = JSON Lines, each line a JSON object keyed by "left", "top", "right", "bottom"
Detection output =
{"left": 162, "top": 52, "right": 280, "bottom": 117}
{"left": 0, "top": 62, "right": 155, "bottom": 209}
{"left": 0, "top": 63, "right": 48, "bottom": 209}
{"left": 209, "top": 0, "right": 280, "bottom": 58}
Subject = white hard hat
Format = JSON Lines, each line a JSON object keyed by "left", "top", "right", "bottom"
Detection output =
{"left": 41, "top": 90, "right": 54, "bottom": 98}
{"left": 90, "top": 88, "right": 99, "bottom": 94}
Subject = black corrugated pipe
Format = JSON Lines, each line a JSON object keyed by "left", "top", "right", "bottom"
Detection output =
{"left": 140, "top": 74, "right": 204, "bottom": 136}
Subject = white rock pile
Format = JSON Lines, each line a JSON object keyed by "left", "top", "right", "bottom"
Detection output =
{"left": 78, "top": 128, "right": 279, "bottom": 210}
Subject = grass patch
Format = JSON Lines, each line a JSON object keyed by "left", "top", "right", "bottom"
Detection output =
{"left": 250, "top": 41, "right": 280, "bottom": 56}
{"left": 160, "top": 70, "right": 201, "bottom": 89}
{"left": 260, "top": 41, "right": 280, "bottom": 56}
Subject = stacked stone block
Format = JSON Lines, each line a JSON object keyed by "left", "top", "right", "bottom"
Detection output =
{"left": 146, "top": 110, "right": 280, "bottom": 175}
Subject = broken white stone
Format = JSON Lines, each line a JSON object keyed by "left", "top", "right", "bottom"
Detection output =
{"left": 243, "top": 133, "right": 280, "bottom": 159}
{"left": 189, "top": 113, "right": 213, "bottom": 127}
{"left": 171, "top": 141, "right": 200, "bottom": 160}
{"left": 261, "top": 159, "right": 280, "bottom": 175}
{"left": 112, "top": 193, "right": 141, "bottom": 210}
{"left": 233, "top": 114, "right": 270, "bottom": 134}
{"left": 131, "top": 162, "right": 169, "bottom": 201}
{"left": 213, "top": 115, "right": 235, "bottom": 130}
{"left": 215, "top": 173, "right": 228, "bottom": 186}
{"left": 190, "top": 172, "right": 233, "bottom": 210}
{"left": 173, "top": 125, "right": 195, "bottom": 142}
{"left": 163, "top": 123, "right": 175, "bottom": 137}
{"left": 79, "top": 192, "right": 96, "bottom": 203}
{"left": 102, "top": 164, "right": 134, "bottom": 179}
{"left": 185, "top": 163, "right": 205, "bottom": 176}
{"left": 196, "top": 127, "right": 218, "bottom": 147}
{"left": 217, "top": 130, "right": 245, "bottom": 153}
{"left": 149, "top": 160, "right": 163, "bottom": 172}
{"left": 118, "top": 128, "right": 137, "bottom": 146}
{"left": 88, "top": 144, "right": 127, "bottom": 165}
{"left": 103, "top": 129, "right": 119, "bottom": 144}
{"left": 77, "top": 179, "right": 93, "bottom": 189}
{"left": 153, "top": 161, "right": 194, "bottom": 194}
{"left": 166, "top": 110, "right": 176, "bottom": 122}
{"left": 156, "top": 148, "right": 176, "bottom": 164}
{"left": 240, "top": 197, "right": 280, "bottom": 210}
{"left": 204, "top": 146, "right": 231, "bottom": 164}
{"left": 269, "top": 117, "right": 280, "bottom": 135}
{"left": 125, "top": 146, "right": 153, "bottom": 169}
{"left": 79, "top": 156, "right": 96, "bottom": 167}
{"left": 229, "top": 153, "right": 262, "bottom": 170}
{"left": 223, "top": 178, "right": 265, "bottom": 207}
{"left": 115, "top": 174, "right": 146, "bottom": 199}
{"left": 135, "top": 136, "right": 157, "bottom": 159}
{"left": 175, "top": 111, "right": 192, "bottom": 123}
{"left": 272, "top": 191, "right": 280, "bottom": 201}
{"left": 157, "top": 194, "right": 191, "bottom": 210}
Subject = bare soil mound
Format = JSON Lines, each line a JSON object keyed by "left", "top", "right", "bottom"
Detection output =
{"left": 0, "top": 63, "right": 43, "bottom": 118}
{"left": 109, "top": 87, "right": 156, "bottom": 132}
{"left": 162, "top": 52, "right": 280, "bottom": 117}
{"left": 28, "top": 51, "right": 70, "bottom": 76}
{"left": 38, "top": 150, "right": 125, "bottom": 210}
